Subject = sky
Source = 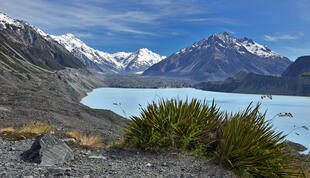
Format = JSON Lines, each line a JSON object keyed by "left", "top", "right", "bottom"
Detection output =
{"left": 0, "top": 0, "right": 310, "bottom": 60}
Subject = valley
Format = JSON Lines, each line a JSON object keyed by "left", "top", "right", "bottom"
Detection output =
{"left": 1, "top": 8, "right": 310, "bottom": 177}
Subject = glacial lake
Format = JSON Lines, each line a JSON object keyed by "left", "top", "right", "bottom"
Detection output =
{"left": 81, "top": 88, "right": 310, "bottom": 153}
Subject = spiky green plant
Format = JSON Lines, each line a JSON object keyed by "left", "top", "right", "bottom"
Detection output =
{"left": 122, "top": 98, "right": 223, "bottom": 151}
{"left": 215, "top": 103, "right": 298, "bottom": 177}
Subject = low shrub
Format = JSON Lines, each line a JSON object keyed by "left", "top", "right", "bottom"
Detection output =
{"left": 120, "top": 98, "right": 301, "bottom": 177}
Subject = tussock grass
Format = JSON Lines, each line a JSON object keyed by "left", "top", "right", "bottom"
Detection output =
{"left": 215, "top": 104, "right": 298, "bottom": 177}
{"left": 66, "top": 131, "right": 103, "bottom": 148}
{"left": 122, "top": 98, "right": 223, "bottom": 151}
{"left": 19, "top": 121, "right": 52, "bottom": 135}
{"left": 121, "top": 98, "right": 301, "bottom": 177}
{"left": 0, "top": 122, "right": 52, "bottom": 141}
{"left": 0, "top": 127, "right": 15, "bottom": 132}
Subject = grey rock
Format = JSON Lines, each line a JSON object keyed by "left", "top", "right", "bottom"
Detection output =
{"left": 22, "top": 134, "right": 74, "bottom": 166}
{"left": 88, "top": 155, "right": 107, "bottom": 160}
{"left": 161, "top": 162, "right": 168, "bottom": 167}
{"left": 145, "top": 163, "right": 153, "bottom": 167}
{"left": 61, "top": 138, "right": 77, "bottom": 143}
{"left": 48, "top": 167, "right": 71, "bottom": 176}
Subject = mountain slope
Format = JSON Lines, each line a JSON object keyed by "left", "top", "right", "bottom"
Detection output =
{"left": 0, "top": 13, "right": 84, "bottom": 71}
{"left": 282, "top": 56, "right": 310, "bottom": 77}
{"left": 143, "top": 32, "right": 291, "bottom": 81}
{"left": 50, "top": 34, "right": 165, "bottom": 73}
{"left": 195, "top": 71, "right": 310, "bottom": 96}
{"left": 0, "top": 12, "right": 128, "bottom": 143}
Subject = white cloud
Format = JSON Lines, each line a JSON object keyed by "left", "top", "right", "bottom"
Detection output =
{"left": 264, "top": 32, "right": 304, "bottom": 41}
{"left": 185, "top": 17, "right": 236, "bottom": 25}
{"left": 0, "top": 0, "right": 213, "bottom": 36}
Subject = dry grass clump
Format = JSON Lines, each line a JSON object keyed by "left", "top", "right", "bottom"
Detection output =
{"left": 0, "top": 122, "right": 52, "bottom": 141}
{"left": 66, "top": 130, "right": 103, "bottom": 148}
{"left": 19, "top": 121, "right": 52, "bottom": 135}
{"left": 0, "top": 127, "right": 15, "bottom": 132}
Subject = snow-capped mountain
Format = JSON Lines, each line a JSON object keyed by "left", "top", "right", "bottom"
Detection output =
{"left": 0, "top": 12, "right": 83, "bottom": 71}
{"left": 143, "top": 32, "right": 292, "bottom": 81}
{"left": 50, "top": 34, "right": 165, "bottom": 74}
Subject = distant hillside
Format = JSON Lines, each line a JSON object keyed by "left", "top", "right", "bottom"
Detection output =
{"left": 0, "top": 13, "right": 84, "bottom": 72}
{"left": 282, "top": 56, "right": 310, "bottom": 77}
{"left": 143, "top": 32, "right": 291, "bottom": 81}
{"left": 195, "top": 71, "right": 310, "bottom": 96}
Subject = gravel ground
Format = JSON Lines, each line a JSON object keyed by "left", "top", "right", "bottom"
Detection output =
{"left": 0, "top": 137, "right": 236, "bottom": 178}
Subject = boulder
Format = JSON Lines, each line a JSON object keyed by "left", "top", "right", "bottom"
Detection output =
{"left": 22, "top": 134, "right": 74, "bottom": 166}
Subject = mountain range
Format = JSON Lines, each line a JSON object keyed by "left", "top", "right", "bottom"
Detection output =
{"left": 0, "top": 12, "right": 165, "bottom": 74}
{"left": 143, "top": 32, "right": 292, "bottom": 81}
{"left": 49, "top": 34, "right": 166, "bottom": 74}
{"left": 2, "top": 11, "right": 310, "bottom": 98}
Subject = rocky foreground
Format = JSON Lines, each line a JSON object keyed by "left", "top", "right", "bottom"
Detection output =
{"left": 0, "top": 135, "right": 235, "bottom": 178}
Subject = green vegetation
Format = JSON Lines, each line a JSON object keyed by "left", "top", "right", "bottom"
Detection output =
{"left": 120, "top": 98, "right": 301, "bottom": 177}
{"left": 122, "top": 98, "right": 223, "bottom": 151}
{"left": 215, "top": 104, "right": 297, "bottom": 177}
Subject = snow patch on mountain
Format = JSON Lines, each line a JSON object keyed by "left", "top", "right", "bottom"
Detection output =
{"left": 0, "top": 12, "right": 23, "bottom": 29}
{"left": 240, "top": 38, "right": 280, "bottom": 58}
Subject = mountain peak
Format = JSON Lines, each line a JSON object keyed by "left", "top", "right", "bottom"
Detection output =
{"left": 208, "top": 32, "right": 237, "bottom": 45}
{"left": 64, "top": 33, "right": 75, "bottom": 38}
{"left": 135, "top": 48, "right": 155, "bottom": 55}
{"left": 143, "top": 32, "right": 291, "bottom": 81}
{"left": 211, "top": 32, "right": 233, "bottom": 39}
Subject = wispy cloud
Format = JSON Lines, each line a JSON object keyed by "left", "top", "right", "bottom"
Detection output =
{"left": 0, "top": 0, "right": 217, "bottom": 36}
{"left": 73, "top": 32, "right": 94, "bottom": 39}
{"left": 185, "top": 17, "right": 237, "bottom": 25}
{"left": 264, "top": 32, "right": 304, "bottom": 41}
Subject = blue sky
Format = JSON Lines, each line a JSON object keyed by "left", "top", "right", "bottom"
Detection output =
{"left": 0, "top": 0, "right": 310, "bottom": 60}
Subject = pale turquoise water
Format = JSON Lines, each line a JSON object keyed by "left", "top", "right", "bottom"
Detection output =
{"left": 81, "top": 88, "right": 310, "bottom": 153}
